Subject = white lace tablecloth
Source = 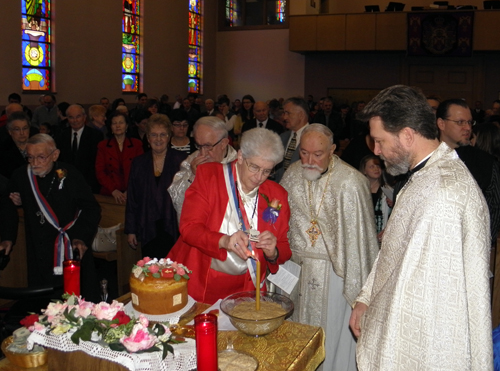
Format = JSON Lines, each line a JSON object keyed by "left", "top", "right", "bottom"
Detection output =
{"left": 27, "top": 330, "right": 197, "bottom": 371}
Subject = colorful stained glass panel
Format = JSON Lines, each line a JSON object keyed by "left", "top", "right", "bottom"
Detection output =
{"left": 123, "top": 0, "right": 140, "bottom": 93}
{"left": 188, "top": 0, "right": 202, "bottom": 93}
{"left": 21, "top": 0, "right": 51, "bottom": 91}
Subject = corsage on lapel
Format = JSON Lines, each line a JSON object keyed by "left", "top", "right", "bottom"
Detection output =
{"left": 56, "top": 168, "right": 67, "bottom": 190}
{"left": 260, "top": 193, "right": 281, "bottom": 225}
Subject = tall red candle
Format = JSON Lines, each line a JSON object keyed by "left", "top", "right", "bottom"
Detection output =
{"left": 63, "top": 260, "right": 80, "bottom": 296}
{"left": 194, "top": 313, "right": 218, "bottom": 371}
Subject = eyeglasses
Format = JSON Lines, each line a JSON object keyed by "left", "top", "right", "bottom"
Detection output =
{"left": 26, "top": 149, "right": 56, "bottom": 163}
{"left": 244, "top": 160, "right": 274, "bottom": 177}
{"left": 444, "top": 119, "right": 476, "bottom": 127}
{"left": 172, "top": 123, "right": 189, "bottom": 128}
{"left": 195, "top": 137, "right": 224, "bottom": 151}
{"left": 148, "top": 133, "right": 169, "bottom": 139}
{"left": 10, "top": 126, "right": 30, "bottom": 133}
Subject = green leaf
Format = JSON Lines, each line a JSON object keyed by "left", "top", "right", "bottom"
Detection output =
{"left": 174, "top": 274, "right": 181, "bottom": 281}
{"left": 136, "top": 346, "right": 161, "bottom": 354}
{"left": 109, "top": 342, "right": 126, "bottom": 352}
{"left": 162, "top": 343, "right": 174, "bottom": 360}
{"left": 154, "top": 323, "right": 165, "bottom": 336}
{"left": 182, "top": 274, "right": 190, "bottom": 280}
{"left": 152, "top": 273, "right": 160, "bottom": 278}
{"left": 71, "top": 320, "right": 94, "bottom": 344}
{"left": 260, "top": 193, "right": 270, "bottom": 204}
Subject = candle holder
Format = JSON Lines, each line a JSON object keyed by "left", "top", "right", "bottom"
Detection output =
{"left": 194, "top": 313, "right": 218, "bottom": 371}
{"left": 63, "top": 260, "right": 80, "bottom": 296}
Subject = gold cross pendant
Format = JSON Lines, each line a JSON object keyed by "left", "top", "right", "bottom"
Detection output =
{"left": 306, "top": 220, "right": 321, "bottom": 246}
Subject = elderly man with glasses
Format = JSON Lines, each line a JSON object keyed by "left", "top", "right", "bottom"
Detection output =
{"left": 167, "top": 127, "right": 291, "bottom": 304}
{"left": 8, "top": 134, "right": 101, "bottom": 302}
{"left": 436, "top": 98, "right": 500, "bottom": 244}
{"left": 168, "top": 116, "right": 238, "bottom": 221}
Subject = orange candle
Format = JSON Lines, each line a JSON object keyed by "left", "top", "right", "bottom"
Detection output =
{"left": 256, "top": 255, "right": 260, "bottom": 311}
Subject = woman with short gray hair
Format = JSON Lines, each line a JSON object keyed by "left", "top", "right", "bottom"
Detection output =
{"left": 168, "top": 127, "right": 291, "bottom": 304}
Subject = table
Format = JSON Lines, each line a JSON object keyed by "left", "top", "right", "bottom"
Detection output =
{"left": 0, "top": 294, "right": 325, "bottom": 371}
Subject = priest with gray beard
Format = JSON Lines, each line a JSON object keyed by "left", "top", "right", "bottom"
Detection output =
{"left": 280, "top": 124, "right": 379, "bottom": 371}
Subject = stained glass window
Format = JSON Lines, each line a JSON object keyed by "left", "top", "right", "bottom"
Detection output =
{"left": 188, "top": 0, "right": 202, "bottom": 94}
{"left": 22, "top": 0, "right": 52, "bottom": 91}
{"left": 223, "top": 0, "right": 287, "bottom": 28}
{"left": 123, "top": 0, "right": 140, "bottom": 92}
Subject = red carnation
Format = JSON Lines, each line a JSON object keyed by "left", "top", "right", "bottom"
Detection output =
{"left": 148, "top": 265, "right": 159, "bottom": 274}
{"left": 136, "top": 260, "right": 145, "bottom": 267}
{"left": 20, "top": 314, "right": 39, "bottom": 328}
{"left": 111, "top": 311, "right": 131, "bottom": 327}
{"left": 143, "top": 257, "right": 152, "bottom": 263}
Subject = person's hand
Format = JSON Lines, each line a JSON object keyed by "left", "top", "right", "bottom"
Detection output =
{"left": 377, "top": 229, "right": 385, "bottom": 244}
{"left": 127, "top": 234, "right": 138, "bottom": 250}
{"left": 386, "top": 197, "right": 394, "bottom": 208}
{"left": 349, "top": 302, "right": 368, "bottom": 339}
{"left": 111, "top": 189, "right": 127, "bottom": 204}
{"left": 190, "top": 154, "right": 210, "bottom": 175}
{"left": 72, "top": 239, "right": 88, "bottom": 258}
{"left": 9, "top": 192, "right": 22, "bottom": 206}
{"left": 0, "top": 241, "right": 13, "bottom": 255}
{"left": 255, "top": 230, "right": 278, "bottom": 261}
{"left": 219, "top": 231, "right": 251, "bottom": 260}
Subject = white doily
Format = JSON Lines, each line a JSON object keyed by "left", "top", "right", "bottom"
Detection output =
{"left": 27, "top": 330, "right": 197, "bottom": 371}
{"left": 124, "top": 296, "right": 196, "bottom": 324}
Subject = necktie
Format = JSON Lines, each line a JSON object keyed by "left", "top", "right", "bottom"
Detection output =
{"left": 283, "top": 132, "right": 297, "bottom": 171}
{"left": 258, "top": 122, "right": 263, "bottom": 128}
{"left": 72, "top": 132, "right": 78, "bottom": 156}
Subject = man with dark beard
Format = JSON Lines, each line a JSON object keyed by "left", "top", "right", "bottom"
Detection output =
{"left": 281, "top": 124, "right": 378, "bottom": 371}
{"left": 436, "top": 98, "right": 500, "bottom": 244}
{"left": 350, "top": 85, "right": 492, "bottom": 370}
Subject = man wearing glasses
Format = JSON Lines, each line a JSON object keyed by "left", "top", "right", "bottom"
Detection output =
{"left": 436, "top": 98, "right": 500, "bottom": 244}
{"left": 168, "top": 116, "right": 237, "bottom": 221}
{"left": 8, "top": 134, "right": 101, "bottom": 303}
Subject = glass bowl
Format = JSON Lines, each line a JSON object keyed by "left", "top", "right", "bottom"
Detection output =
{"left": 220, "top": 291, "right": 294, "bottom": 337}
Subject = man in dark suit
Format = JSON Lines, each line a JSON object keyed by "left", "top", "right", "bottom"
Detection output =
{"left": 274, "top": 97, "right": 309, "bottom": 183}
{"left": 56, "top": 105, "right": 103, "bottom": 193}
{"left": 241, "top": 101, "right": 284, "bottom": 135}
{"left": 312, "top": 97, "right": 343, "bottom": 146}
{"left": 200, "top": 99, "right": 216, "bottom": 117}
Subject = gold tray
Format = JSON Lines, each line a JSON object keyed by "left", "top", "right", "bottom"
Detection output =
{"left": 1, "top": 336, "right": 47, "bottom": 368}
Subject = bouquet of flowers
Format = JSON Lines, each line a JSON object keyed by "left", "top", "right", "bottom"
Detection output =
{"left": 21, "top": 295, "right": 184, "bottom": 360}
{"left": 132, "top": 257, "right": 191, "bottom": 281}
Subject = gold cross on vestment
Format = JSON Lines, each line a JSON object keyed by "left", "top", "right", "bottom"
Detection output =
{"left": 306, "top": 220, "right": 321, "bottom": 246}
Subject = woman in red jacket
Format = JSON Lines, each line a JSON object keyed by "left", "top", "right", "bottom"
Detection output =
{"left": 96, "top": 111, "right": 143, "bottom": 203}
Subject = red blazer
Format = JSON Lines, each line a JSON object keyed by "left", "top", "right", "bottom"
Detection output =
{"left": 167, "top": 161, "right": 291, "bottom": 305}
{"left": 95, "top": 137, "right": 144, "bottom": 195}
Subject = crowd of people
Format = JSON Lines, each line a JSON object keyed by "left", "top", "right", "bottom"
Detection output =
{"left": 0, "top": 87, "right": 498, "bottom": 370}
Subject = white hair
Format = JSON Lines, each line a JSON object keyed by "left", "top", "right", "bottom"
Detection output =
{"left": 193, "top": 116, "right": 228, "bottom": 139}
{"left": 302, "top": 123, "right": 334, "bottom": 145}
{"left": 27, "top": 133, "right": 57, "bottom": 151}
{"left": 240, "top": 128, "right": 284, "bottom": 164}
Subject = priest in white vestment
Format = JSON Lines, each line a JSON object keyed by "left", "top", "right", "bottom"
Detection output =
{"left": 350, "top": 85, "right": 493, "bottom": 370}
{"left": 281, "top": 124, "right": 379, "bottom": 371}
{"left": 168, "top": 116, "right": 237, "bottom": 221}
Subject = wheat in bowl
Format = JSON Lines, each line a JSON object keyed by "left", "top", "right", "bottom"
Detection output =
{"left": 220, "top": 291, "right": 294, "bottom": 337}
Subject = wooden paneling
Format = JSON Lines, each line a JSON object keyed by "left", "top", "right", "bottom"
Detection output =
{"left": 317, "top": 15, "right": 345, "bottom": 50}
{"left": 474, "top": 11, "right": 500, "bottom": 50}
{"left": 376, "top": 13, "right": 407, "bottom": 50}
{"left": 408, "top": 64, "right": 476, "bottom": 104}
{"left": 346, "top": 14, "right": 376, "bottom": 50}
{"left": 289, "top": 16, "right": 317, "bottom": 51}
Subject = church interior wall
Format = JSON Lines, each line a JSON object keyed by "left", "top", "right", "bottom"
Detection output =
{"left": 326, "top": 0, "right": 488, "bottom": 14}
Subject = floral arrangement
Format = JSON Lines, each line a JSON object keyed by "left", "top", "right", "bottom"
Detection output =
{"left": 55, "top": 168, "right": 67, "bottom": 190}
{"left": 132, "top": 257, "right": 191, "bottom": 281}
{"left": 21, "top": 295, "right": 184, "bottom": 360}
{"left": 260, "top": 193, "right": 282, "bottom": 225}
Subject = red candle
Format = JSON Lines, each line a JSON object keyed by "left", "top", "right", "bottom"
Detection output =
{"left": 194, "top": 313, "right": 218, "bottom": 371}
{"left": 63, "top": 260, "right": 80, "bottom": 296}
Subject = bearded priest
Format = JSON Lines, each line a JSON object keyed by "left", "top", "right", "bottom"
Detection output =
{"left": 280, "top": 124, "right": 379, "bottom": 371}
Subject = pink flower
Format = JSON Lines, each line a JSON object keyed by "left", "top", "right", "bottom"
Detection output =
{"left": 75, "top": 299, "right": 95, "bottom": 318}
{"left": 148, "top": 265, "right": 159, "bottom": 274}
{"left": 120, "top": 323, "right": 157, "bottom": 353}
{"left": 138, "top": 315, "right": 149, "bottom": 328}
{"left": 43, "top": 302, "right": 68, "bottom": 317}
{"left": 33, "top": 322, "right": 45, "bottom": 332}
{"left": 143, "top": 257, "right": 152, "bottom": 263}
{"left": 92, "top": 301, "right": 123, "bottom": 321}
{"left": 176, "top": 267, "right": 185, "bottom": 276}
{"left": 136, "top": 260, "right": 145, "bottom": 267}
{"left": 171, "top": 262, "right": 178, "bottom": 270}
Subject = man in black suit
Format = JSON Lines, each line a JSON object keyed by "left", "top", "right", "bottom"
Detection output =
{"left": 56, "top": 105, "right": 103, "bottom": 193}
{"left": 241, "top": 101, "right": 284, "bottom": 135}
{"left": 312, "top": 97, "right": 343, "bottom": 146}
{"left": 200, "top": 99, "right": 216, "bottom": 117}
